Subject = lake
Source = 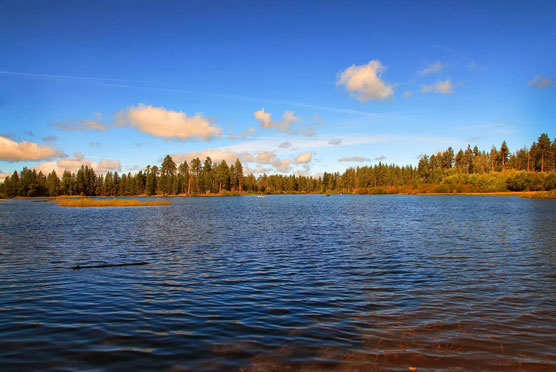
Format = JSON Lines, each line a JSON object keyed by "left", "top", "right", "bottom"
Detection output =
{"left": 0, "top": 195, "right": 555, "bottom": 371}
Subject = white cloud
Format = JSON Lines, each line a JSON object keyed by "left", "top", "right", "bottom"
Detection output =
{"left": 171, "top": 148, "right": 313, "bottom": 174}
{"left": 328, "top": 138, "right": 342, "bottom": 145}
{"left": 402, "top": 90, "right": 413, "bottom": 99}
{"left": 97, "top": 159, "right": 121, "bottom": 172}
{"left": 117, "top": 104, "right": 221, "bottom": 140}
{"left": 338, "top": 156, "right": 371, "bottom": 162}
{"left": 417, "top": 61, "right": 445, "bottom": 75}
{"left": 421, "top": 80, "right": 454, "bottom": 94}
{"left": 295, "top": 152, "right": 312, "bottom": 163}
{"left": 54, "top": 113, "right": 107, "bottom": 131}
{"left": 244, "top": 151, "right": 293, "bottom": 172}
{"left": 34, "top": 152, "right": 121, "bottom": 175}
{"left": 336, "top": 60, "right": 394, "bottom": 101}
{"left": 375, "top": 155, "right": 387, "bottom": 161}
{"left": 254, "top": 108, "right": 299, "bottom": 133}
{"left": 171, "top": 149, "right": 240, "bottom": 166}
{"left": 0, "top": 135, "right": 63, "bottom": 162}
{"left": 279, "top": 141, "right": 292, "bottom": 149}
{"left": 528, "top": 75, "right": 553, "bottom": 89}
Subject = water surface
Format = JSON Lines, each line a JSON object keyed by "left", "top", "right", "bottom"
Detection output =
{"left": 1, "top": 195, "right": 555, "bottom": 371}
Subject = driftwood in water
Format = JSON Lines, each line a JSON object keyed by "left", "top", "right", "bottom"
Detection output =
{"left": 72, "top": 262, "right": 149, "bottom": 270}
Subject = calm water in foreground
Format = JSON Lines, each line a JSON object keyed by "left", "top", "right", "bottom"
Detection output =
{"left": 0, "top": 195, "right": 555, "bottom": 371}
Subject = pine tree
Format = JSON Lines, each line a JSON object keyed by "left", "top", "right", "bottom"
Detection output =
{"left": 499, "top": 141, "right": 509, "bottom": 171}
{"left": 537, "top": 133, "right": 551, "bottom": 172}
{"left": 234, "top": 158, "right": 244, "bottom": 192}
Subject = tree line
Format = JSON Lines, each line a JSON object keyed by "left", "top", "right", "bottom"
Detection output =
{"left": 1, "top": 133, "right": 555, "bottom": 198}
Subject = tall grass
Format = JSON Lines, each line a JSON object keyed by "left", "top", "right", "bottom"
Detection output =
{"left": 520, "top": 189, "right": 556, "bottom": 199}
{"left": 56, "top": 198, "right": 171, "bottom": 207}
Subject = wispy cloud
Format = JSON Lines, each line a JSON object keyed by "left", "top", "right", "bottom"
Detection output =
{"left": 55, "top": 118, "right": 107, "bottom": 132}
{"left": 417, "top": 61, "right": 445, "bottom": 75}
{"left": 338, "top": 156, "right": 370, "bottom": 162}
{"left": 328, "top": 138, "right": 342, "bottom": 145}
{"left": 402, "top": 90, "right": 413, "bottom": 99}
{"left": 528, "top": 75, "right": 553, "bottom": 89}
{"left": 337, "top": 59, "right": 394, "bottom": 101}
{"left": 0, "top": 70, "right": 140, "bottom": 85}
{"left": 254, "top": 108, "right": 299, "bottom": 133}
{"left": 421, "top": 79, "right": 454, "bottom": 94}
{"left": 1, "top": 70, "right": 387, "bottom": 119}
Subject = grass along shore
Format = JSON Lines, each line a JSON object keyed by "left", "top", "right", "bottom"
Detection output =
{"left": 55, "top": 198, "right": 171, "bottom": 207}
{"left": 3, "top": 190, "right": 555, "bottom": 201}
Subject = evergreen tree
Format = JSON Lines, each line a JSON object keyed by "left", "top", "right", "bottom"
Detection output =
{"left": 537, "top": 133, "right": 551, "bottom": 172}
{"left": 499, "top": 141, "right": 509, "bottom": 171}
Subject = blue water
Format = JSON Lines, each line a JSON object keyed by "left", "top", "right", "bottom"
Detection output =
{"left": 0, "top": 195, "right": 555, "bottom": 371}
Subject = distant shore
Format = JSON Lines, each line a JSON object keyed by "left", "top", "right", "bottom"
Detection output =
{"left": 5, "top": 189, "right": 555, "bottom": 200}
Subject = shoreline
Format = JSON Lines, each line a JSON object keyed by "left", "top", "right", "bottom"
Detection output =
{"left": 5, "top": 190, "right": 555, "bottom": 200}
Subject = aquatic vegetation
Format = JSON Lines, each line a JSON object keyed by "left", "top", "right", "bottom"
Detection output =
{"left": 56, "top": 198, "right": 171, "bottom": 207}
{"left": 520, "top": 189, "right": 556, "bottom": 199}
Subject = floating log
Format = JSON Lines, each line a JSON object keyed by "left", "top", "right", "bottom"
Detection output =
{"left": 72, "top": 262, "right": 149, "bottom": 270}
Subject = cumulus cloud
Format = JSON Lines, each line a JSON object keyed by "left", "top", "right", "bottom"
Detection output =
{"left": 117, "top": 104, "right": 221, "bottom": 140}
{"left": 417, "top": 61, "right": 445, "bottom": 75}
{"left": 54, "top": 113, "right": 107, "bottom": 131}
{"left": 172, "top": 148, "right": 313, "bottom": 174}
{"left": 0, "top": 135, "right": 63, "bottom": 162}
{"left": 336, "top": 60, "right": 394, "bottom": 101}
{"left": 528, "top": 75, "right": 553, "bottom": 89}
{"left": 279, "top": 141, "right": 292, "bottom": 149}
{"left": 328, "top": 138, "right": 342, "bottom": 145}
{"left": 421, "top": 80, "right": 454, "bottom": 94}
{"left": 34, "top": 152, "right": 121, "bottom": 175}
{"left": 295, "top": 152, "right": 312, "bottom": 163}
{"left": 402, "top": 90, "right": 413, "bottom": 98}
{"left": 244, "top": 151, "right": 293, "bottom": 172}
{"left": 171, "top": 149, "right": 240, "bottom": 166}
{"left": 254, "top": 108, "right": 299, "bottom": 133}
{"left": 338, "top": 156, "right": 371, "bottom": 162}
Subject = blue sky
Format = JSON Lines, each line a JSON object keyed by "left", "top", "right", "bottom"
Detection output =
{"left": 1, "top": 0, "right": 555, "bottom": 178}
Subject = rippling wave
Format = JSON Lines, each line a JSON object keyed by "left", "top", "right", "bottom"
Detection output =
{"left": 1, "top": 195, "right": 555, "bottom": 371}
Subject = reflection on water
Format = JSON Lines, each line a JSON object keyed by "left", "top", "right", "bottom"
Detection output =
{"left": 0, "top": 195, "right": 555, "bottom": 371}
